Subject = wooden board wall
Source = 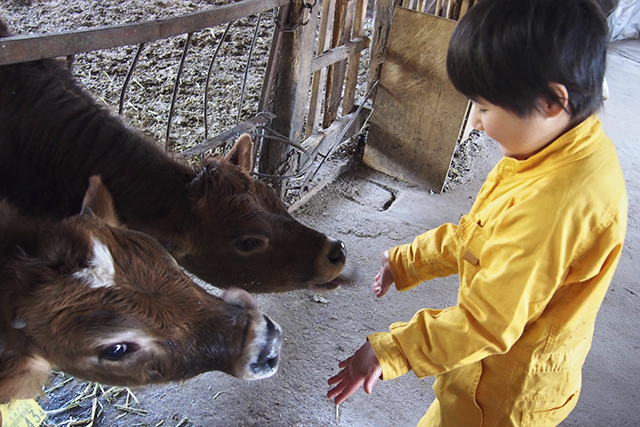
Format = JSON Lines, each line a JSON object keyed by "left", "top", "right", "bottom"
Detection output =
{"left": 363, "top": 7, "right": 469, "bottom": 192}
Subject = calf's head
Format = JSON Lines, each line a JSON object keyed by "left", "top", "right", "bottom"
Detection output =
{"left": 172, "top": 134, "right": 349, "bottom": 293}
{"left": 0, "top": 177, "right": 282, "bottom": 403}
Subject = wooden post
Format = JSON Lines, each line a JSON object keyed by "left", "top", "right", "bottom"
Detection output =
{"left": 258, "top": 0, "right": 319, "bottom": 183}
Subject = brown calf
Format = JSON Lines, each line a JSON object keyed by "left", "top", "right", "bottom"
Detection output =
{"left": 0, "top": 177, "right": 282, "bottom": 403}
{"left": 0, "top": 18, "right": 349, "bottom": 293}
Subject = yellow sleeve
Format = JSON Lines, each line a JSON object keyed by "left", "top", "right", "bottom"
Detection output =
{"left": 369, "top": 195, "right": 627, "bottom": 381}
{"left": 388, "top": 222, "right": 460, "bottom": 292}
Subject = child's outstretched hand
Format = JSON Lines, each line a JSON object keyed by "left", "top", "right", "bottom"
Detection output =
{"left": 327, "top": 341, "right": 382, "bottom": 405}
{"left": 372, "top": 250, "right": 394, "bottom": 298}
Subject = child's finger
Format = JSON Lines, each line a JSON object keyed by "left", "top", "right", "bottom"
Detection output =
{"left": 328, "top": 368, "right": 348, "bottom": 385}
{"left": 327, "top": 377, "right": 348, "bottom": 397}
{"left": 333, "top": 380, "right": 363, "bottom": 405}
{"left": 337, "top": 355, "right": 353, "bottom": 368}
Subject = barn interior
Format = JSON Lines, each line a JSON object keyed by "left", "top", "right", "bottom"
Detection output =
{"left": 1, "top": 0, "right": 639, "bottom": 426}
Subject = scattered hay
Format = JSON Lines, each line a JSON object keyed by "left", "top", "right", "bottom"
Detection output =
{"left": 40, "top": 373, "right": 188, "bottom": 427}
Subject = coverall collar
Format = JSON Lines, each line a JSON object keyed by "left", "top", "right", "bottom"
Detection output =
{"left": 494, "top": 115, "right": 604, "bottom": 179}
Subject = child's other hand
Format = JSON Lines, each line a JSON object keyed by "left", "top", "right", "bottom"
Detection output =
{"left": 327, "top": 341, "right": 382, "bottom": 405}
{"left": 372, "top": 250, "right": 393, "bottom": 298}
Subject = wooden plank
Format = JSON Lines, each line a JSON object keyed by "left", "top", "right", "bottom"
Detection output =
{"left": 363, "top": 7, "right": 469, "bottom": 192}
{"left": 435, "top": 0, "right": 443, "bottom": 16}
{"left": 322, "top": 0, "right": 346, "bottom": 128}
{"left": 322, "top": 0, "right": 355, "bottom": 128}
{"left": 342, "top": 0, "right": 368, "bottom": 113}
{"left": 288, "top": 107, "right": 371, "bottom": 212}
{"left": 446, "top": 0, "right": 454, "bottom": 19}
{"left": 366, "top": 0, "right": 396, "bottom": 98}
{"left": 458, "top": 0, "right": 472, "bottom": 20}
{"left": 305, "top": 0, "right": 336, "bottom": 137}
{"left": 0, "top": 0, "right": 289, "bottom": 65}
{"left": 311, "top": 37, "right": 369, "bottom": 73}
{"left": 302, "top": 105, "right": 370, "bottom": 163}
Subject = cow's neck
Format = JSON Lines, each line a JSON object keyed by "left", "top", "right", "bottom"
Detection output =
{"left": 1, "top": 59, "right": 197, "bottom": 249}
{"left": 86, "top": 123, "right": 196, "bottom": 245}
{"left": 0, "top": 212, "right": 56, "bottom": 347}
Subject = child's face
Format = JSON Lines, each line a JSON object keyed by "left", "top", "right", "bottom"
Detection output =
{"left": 470, "top": 99, "right": 565, "bottom": 160}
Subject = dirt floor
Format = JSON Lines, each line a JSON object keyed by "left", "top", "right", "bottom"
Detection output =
{"left": 1, "top": 2, "right": 639, "bottom": 426}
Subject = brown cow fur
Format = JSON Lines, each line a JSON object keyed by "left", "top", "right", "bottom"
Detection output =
{"left": 0, "top": 18, "right": 348, "bottom": 293}
{"left": 0, "top": 177, "right": 282, "bottom": 403}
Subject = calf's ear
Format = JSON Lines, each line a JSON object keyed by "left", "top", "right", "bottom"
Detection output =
{"left": 0, "top": 351, "right": 51, "bottom": 403}
{"left": 226, "top": 134, "right": 254, "bottom": 174}
{"left": 81, "top": 176, "right": 121, "bottom": 228}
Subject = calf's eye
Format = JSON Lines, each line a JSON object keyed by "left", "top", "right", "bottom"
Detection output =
{"left": 235, "top": 237, "right": 265, "bottom": 253}
{"left": 99, "top": 343, "right": 129, "bottom": 361}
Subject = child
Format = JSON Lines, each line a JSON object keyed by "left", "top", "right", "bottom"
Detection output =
{"left": 327, "top": 0, "right": 628, "bottom": 426}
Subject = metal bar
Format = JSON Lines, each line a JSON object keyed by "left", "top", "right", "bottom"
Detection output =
{"left": 165, "top": 32, "right": 192, "bottom": 151}
{"left": 118, "top": 42, "right": 145, "bottom": 115}
{"left": 0, "top": 0, "right": 289, "bottom": 65}
{"left": 237, "top": 13, "right": 263, "bottom": 124}
{"left": 179, "top": 112, "right": 276, "bottom": 159}
{"left": 252, "top": 129, "right": 314, "bottom": 180}
{"left": 258, "top": 4, "right": 289, "bottom": 114}
{"left": 204, "top": 22, "right": 233, "bottom": 140}
{"left": 424, "top": 0, "right": 437, "bottom": 13}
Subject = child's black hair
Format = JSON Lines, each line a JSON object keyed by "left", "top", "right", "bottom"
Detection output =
{"left": 446, "top": 0, "right": 608, "bottom": 124}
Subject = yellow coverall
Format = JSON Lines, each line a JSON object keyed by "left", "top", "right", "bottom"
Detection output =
{"left": 367, "top": 116, "right": 628, "bottom": 427}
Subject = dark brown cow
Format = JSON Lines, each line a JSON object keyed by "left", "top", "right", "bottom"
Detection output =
{"left": 0, "top": 177, "right": 282, "bottom": 403}
{"left": 0, "top": 18, "right": 349, "bottom": 293}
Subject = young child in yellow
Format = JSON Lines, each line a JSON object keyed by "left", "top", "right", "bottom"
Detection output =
{"left": 327, "top": 0, "right": 628, "bottom": 426}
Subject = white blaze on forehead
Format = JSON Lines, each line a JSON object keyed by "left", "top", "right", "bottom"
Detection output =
{"left": 73, "top": 237, "right": 116, "bottom": 289}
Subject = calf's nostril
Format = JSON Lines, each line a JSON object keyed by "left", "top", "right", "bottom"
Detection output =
{"left": 327, "top": 240, "right": 346, "bottom": 264}
{"left": 250, "top": 315, "right": 282, "bottom": 375}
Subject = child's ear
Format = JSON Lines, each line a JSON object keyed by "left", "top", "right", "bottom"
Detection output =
{"left": 544, "top": 82, "right": 570, "bottom": 117}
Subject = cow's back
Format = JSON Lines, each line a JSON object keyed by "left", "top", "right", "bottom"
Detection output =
{"left": 0, "top": 32, "right": 194, "bottom": 223}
